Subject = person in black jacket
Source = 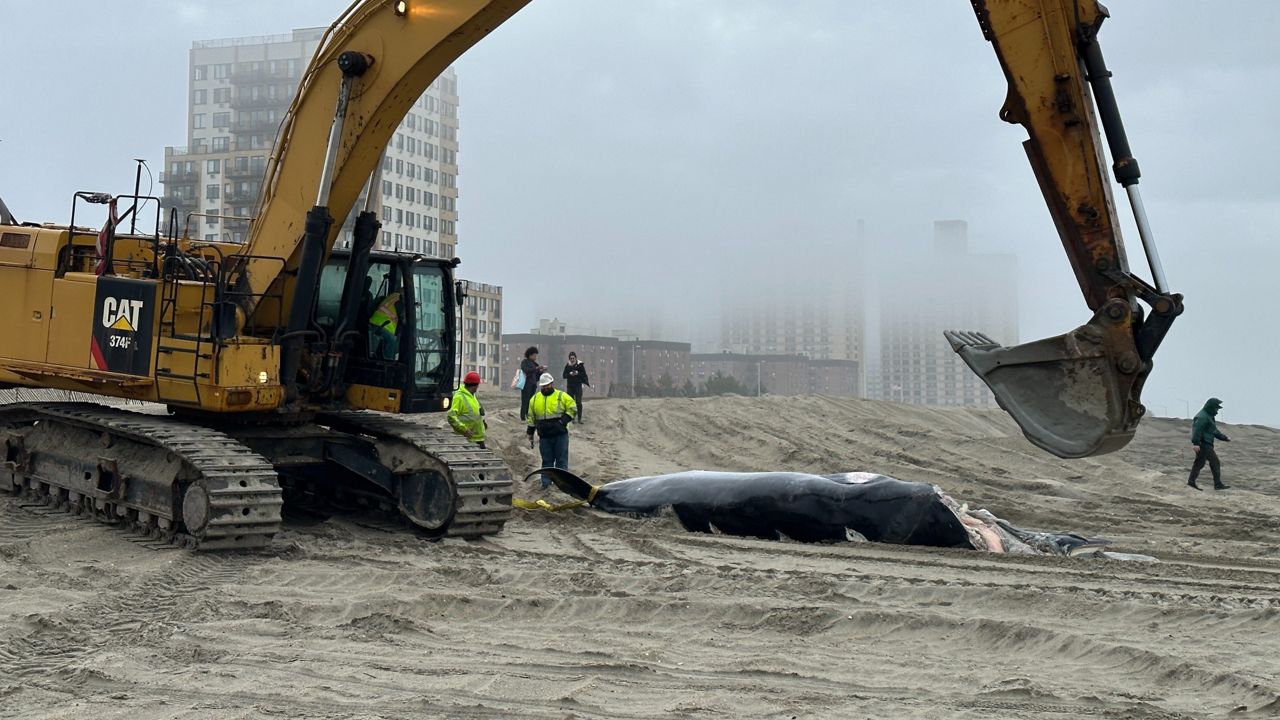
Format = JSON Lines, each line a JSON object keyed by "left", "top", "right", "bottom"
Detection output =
{"left": 562, "top": 352, "right": 590, "bottom": 425}
{"left": 518, "top": 346, "right": 545, "bottom": 422}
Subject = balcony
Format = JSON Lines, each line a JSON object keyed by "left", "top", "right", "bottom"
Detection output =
{"left": 160, "top": 170, "right": 199, "bottom": 185}
{"left": 224, "top": 164, "right": 267, "bottom": 181}
{"left": 230, "top": 117, "right": 281, "bottom": 135}
{"left": 229, "top": 95, "right": 289, "bottom": 112}
{"left": 229, "top": 67, "right": 298, "bottom": 84}
{"left": 224, "top": 188, "right": 260, "bottom": 205}
{"left": 163, "top": 195, "right": 200, "bottom": 214}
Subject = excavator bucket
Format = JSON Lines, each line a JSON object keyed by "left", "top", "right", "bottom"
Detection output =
{"left": 944, "top": 300, "right": 1146, "bottom": 459}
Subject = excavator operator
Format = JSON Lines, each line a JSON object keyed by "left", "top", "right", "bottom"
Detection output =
{"left": 368, "top": 291, "right": 401, "bottom": 361}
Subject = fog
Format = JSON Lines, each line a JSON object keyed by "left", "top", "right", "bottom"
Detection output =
{"left": 2, "top": 1, "right": 1277, "bottom": 426}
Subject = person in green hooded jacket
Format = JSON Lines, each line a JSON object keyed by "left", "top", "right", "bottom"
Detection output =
{"left": 1188, "top": 397, "right": 1230, "bottom": 491}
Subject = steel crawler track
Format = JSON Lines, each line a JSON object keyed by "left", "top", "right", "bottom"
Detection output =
{"left": 0, "top": 402, "right": 283, "bottom": 549}
{"left": 317, "top": 411, "right": 513, "bottom": 539}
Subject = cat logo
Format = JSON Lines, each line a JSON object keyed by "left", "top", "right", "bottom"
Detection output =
{"left": 102, "top": 297, "right": 144, "bottom": 333}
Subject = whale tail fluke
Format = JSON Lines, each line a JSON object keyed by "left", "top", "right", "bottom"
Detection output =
{"left": 521, "top": 467, "right": 597, "bottom": 502}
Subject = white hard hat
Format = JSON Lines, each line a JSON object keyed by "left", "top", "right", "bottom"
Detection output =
{"left": 537, "top": 372, "right": 555, "bottom": 387}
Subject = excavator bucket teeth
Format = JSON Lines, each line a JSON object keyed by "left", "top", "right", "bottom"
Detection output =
{"left": 944, "top": 302, "right": 1145, "bottom": 459}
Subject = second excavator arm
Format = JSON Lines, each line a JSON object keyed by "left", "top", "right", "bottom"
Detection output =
{"left": 945, "top": 0, "right": 1182, "bottom": 457}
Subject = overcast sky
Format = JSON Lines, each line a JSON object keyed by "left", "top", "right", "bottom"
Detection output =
{"left": 2, "top": 1, "right": 1278, "bottom": 427}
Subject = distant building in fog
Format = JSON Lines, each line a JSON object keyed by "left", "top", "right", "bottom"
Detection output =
{"left": 809, "top": 359, "right": 860, "bottom": 397}
{"left": 617, "top": 341, "right": 691, "bottom": 397}
{"left": 872, "top": 220, "right": 1018, "bottom": 407}
{"left": 690, "top": 353, "right": 860, "bottom": 397}
{"left": 719, "top": 281, "right": 864, "bottom": 396}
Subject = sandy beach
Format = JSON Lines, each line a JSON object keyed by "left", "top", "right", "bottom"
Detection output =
{"left": 2, "top": 395, "right": 1278, "bottom": 718}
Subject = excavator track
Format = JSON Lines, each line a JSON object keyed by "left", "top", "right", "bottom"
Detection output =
{"left": 316, "top": 411, "right": 512, "bottom": 539}
{"left": 0, "top": 402, "right": 282, "bottom": 550}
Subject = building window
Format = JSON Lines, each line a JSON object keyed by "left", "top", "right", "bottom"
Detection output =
{"left": 206, "top": 184, "right": 220, "bottom": 200}
{"left": 192, "top": 114, "right": 206, "bottom": 129}
{"left": 213, "top": 63, "right": 231, "bottom": 79}
{"left": 206, "top": 159, "right": 220, "bottom": 174}
{"left": 211, "top": 136, "right": 229, "bottom": 152}
{"left": 212, "top": 112, "right": 231, "bottom": 128}
{"left": 193, "top": 65, "right": 207, "bottom": 81}
{"left": 193, "top": 89, "right": 207, "bottom": 105}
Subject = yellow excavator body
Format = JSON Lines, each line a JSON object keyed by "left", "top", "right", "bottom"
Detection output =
{"left": 0, "top": 0, "right": 1181, "bottom": 550}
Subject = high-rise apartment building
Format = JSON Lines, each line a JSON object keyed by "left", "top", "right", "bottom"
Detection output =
{"left": 872, "top": 220, "right": 1018, "bottom": 407}
{"left": 160, "top": 28, "right": 500, "bottom": 377}
{"left": 458, "top": 280, "right": 504, "bottom": 385}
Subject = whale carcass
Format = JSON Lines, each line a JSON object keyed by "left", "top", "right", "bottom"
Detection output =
{"left": 526, "top": 468, "right": 1118, "bottom": 557}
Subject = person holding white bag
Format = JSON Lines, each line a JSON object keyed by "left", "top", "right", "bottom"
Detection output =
{"left": 513, "top": 346, "right": 545, "bottom": 421}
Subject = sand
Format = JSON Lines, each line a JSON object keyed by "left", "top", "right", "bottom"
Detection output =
{"left": 2, "top": 395, "right": 1278, "bottom": 719}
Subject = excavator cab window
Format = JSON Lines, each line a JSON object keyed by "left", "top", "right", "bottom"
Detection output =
{"left": 410, "top": 263, "right": 448, "bottom": 390}
{"left": 316, "top": 252, "right": 456, "bottom": 412}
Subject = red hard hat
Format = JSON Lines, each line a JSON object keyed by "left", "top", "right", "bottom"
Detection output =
{"left": 463, "top": 371, "right": 482, "bottom": 385}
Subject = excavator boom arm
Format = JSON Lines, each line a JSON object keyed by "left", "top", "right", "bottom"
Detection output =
{"left": 236, "top": 0, "right": 530, "bottom": 326}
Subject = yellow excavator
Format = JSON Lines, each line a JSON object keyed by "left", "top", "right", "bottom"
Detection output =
{"left": 0, "top": 0, "right": 1181, "bottom": 549}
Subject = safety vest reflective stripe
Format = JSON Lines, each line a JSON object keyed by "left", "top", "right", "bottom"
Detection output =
{"left": 527, "top": 391, "right": 569, "bottom": 423}
{"left": 449, "top": 388, "right": 485, "bottom": 441}
{"left": 453, "top": 391, "right": 481, "bottom": 422}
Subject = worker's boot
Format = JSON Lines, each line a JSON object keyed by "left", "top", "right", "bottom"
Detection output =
{"left": 1214, "top": 482, "right": 1230, "bottom": 490}
{"left": 1187, "top": 479, "right": 1202, "bottom": 491}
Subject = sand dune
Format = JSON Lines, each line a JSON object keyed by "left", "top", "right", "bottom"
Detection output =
{"left": 2, "top": 395, "right": 1278, "bottom": 718}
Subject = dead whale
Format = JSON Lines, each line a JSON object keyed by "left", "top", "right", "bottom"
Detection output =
{"left": 525, "top": 467, "right": 1110, "bottom": 556}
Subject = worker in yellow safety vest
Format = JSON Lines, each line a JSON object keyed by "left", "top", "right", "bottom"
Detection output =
{"left": 449, "top": 371, "right": 487, "bottom": 448}
{"left": 526, "top": 373, "right": 577, "bottom": 486}
{"left": 368, "top": 291, "right": 400, "bottom": 360}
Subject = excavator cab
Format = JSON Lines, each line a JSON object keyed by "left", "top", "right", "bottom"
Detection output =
{"left": 315, "top": 249, "right": 457, "bottom": 413}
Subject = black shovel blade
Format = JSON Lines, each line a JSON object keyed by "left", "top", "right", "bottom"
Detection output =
{"left": 521, "top": 467, "right": 595, "bottom": 500}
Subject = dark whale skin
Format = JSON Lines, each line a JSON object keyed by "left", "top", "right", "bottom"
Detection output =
{"left": 529, "top": 469, "right": 973, "bottom": 549}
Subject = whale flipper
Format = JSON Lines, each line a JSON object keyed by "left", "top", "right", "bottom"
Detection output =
{"left": 521, "top": 467, "right": 596, "bottom": 501}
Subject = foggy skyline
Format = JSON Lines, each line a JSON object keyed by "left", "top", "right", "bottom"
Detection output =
{"left": 2, "top": 1, "right": 1278, "bottom": 426}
